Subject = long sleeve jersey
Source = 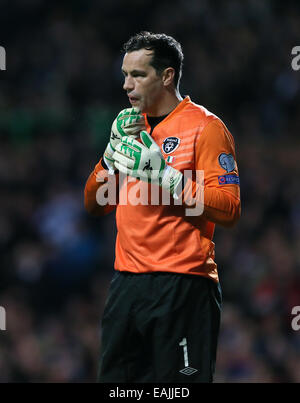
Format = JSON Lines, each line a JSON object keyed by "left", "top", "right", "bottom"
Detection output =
{"left": 84, "top": 96, "right": 241, "bottom": 282}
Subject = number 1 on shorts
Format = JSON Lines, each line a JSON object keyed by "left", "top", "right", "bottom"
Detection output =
{"left": 179, "top": 337, "right": 189, "bottom": 367}
{"left": 179, "top": 337, "right": 198, "bottom": 376}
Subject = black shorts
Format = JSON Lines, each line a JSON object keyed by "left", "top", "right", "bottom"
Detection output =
{"left": 98, "top": 271, "right": 222, "bottom": 383}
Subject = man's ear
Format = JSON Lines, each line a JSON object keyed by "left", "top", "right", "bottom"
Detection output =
{"left": 162, "top": 67, "right": 175, "bottom": 87}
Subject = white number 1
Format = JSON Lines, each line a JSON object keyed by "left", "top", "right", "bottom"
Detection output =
{"left": 179, "top": 337, "right": 189, "bottom": 367}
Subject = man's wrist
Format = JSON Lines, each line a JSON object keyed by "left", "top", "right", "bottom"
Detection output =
{"left": 161, "top": 165, "right": 183, "bottom": 198}
{"left": 101, "top": 157, "right": 109, "bottom": 170}
{"left": 103, "top": 155, "right": 116, "bottom": 175}
{"left": 103, "top": 142, "right": 117, "bottom": 174}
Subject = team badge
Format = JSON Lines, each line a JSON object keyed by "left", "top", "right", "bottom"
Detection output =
{"left": 218, "top": 153, "right": 235, "bottom": 172}
{"left": 162, "top": 137, "right": 180, "bottom": 154}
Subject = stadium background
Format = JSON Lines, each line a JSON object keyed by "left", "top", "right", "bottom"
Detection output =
{"left": 0, "top": 0, "right": 300, "bottom": 382}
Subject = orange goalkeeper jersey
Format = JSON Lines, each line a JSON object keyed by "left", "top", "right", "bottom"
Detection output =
{"left": 84, "top": 96, "right": 241, "bottom": 282}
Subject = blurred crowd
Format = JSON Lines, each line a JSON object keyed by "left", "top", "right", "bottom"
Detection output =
{"left": 0, "top": 0, "right": 300, "bottom": 382}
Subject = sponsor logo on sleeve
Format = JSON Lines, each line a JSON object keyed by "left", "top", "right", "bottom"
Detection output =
{"left": 218, "top": 174, "right": 240, "bottom": 185}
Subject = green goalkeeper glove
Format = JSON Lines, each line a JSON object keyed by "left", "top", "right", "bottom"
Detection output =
{"left": 103, "top": 108, "right": 146, "bottom": 174}
{"left": 113, "top": 130, "right": 183, "bottom": 197}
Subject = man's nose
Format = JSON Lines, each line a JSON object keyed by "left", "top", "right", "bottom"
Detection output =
{"left": 123, "top": 76, "right": 134, "bottom": 91}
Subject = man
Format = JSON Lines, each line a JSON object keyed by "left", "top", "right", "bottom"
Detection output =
{"left": 84, "top": 32, "right": 241, "bottom": 383}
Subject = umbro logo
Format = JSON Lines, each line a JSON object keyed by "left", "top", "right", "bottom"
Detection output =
{"left": 179, "top": 367, "right": 198, "bottom": 376}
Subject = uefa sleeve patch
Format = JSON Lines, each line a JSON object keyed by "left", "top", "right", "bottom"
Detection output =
{"left": 218, "top": 153, "right": 236, "bottom": 172}
{"left": 218, "top": 174, "right": 240, "bottom": 185}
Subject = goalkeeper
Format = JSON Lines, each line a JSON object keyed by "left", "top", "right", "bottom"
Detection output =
{"left": 84, "top": 32, "right": 241, "bottom": 383}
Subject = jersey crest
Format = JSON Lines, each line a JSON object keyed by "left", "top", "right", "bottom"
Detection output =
{"left": 162, "top": 137, "right": 181, "bottom": 154}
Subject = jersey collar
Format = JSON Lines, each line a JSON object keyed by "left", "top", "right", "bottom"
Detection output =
{"left": 144, "top": 96, "right": 191, "bottom": 130}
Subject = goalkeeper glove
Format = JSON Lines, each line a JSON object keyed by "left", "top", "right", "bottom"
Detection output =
{"left": 103, "top": 108, "right": 146, "bottom": 174}
{"left": 113, "top": 130, "right": 183, "bottom": 197}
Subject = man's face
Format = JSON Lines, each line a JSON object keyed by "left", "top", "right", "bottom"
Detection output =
{"left": 122, "top": 49, "right": 164, "bottom": 115}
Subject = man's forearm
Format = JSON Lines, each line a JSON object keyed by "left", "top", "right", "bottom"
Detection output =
{"left": 177, "top": 176, "right": 241, "bottom": 226}
{"left": 203, "top": 186, "right": 241, "bottom": 227}
{"left": 84, "top": 158, "right": 118, "bottom": 216}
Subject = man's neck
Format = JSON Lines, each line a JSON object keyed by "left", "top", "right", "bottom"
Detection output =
{"left": 147, "top": 90, "right": 183, "bottom": 117}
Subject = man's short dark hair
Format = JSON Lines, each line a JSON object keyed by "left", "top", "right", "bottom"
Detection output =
{"left": 123, "top": 31, "right": 184, "bottom": 88}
